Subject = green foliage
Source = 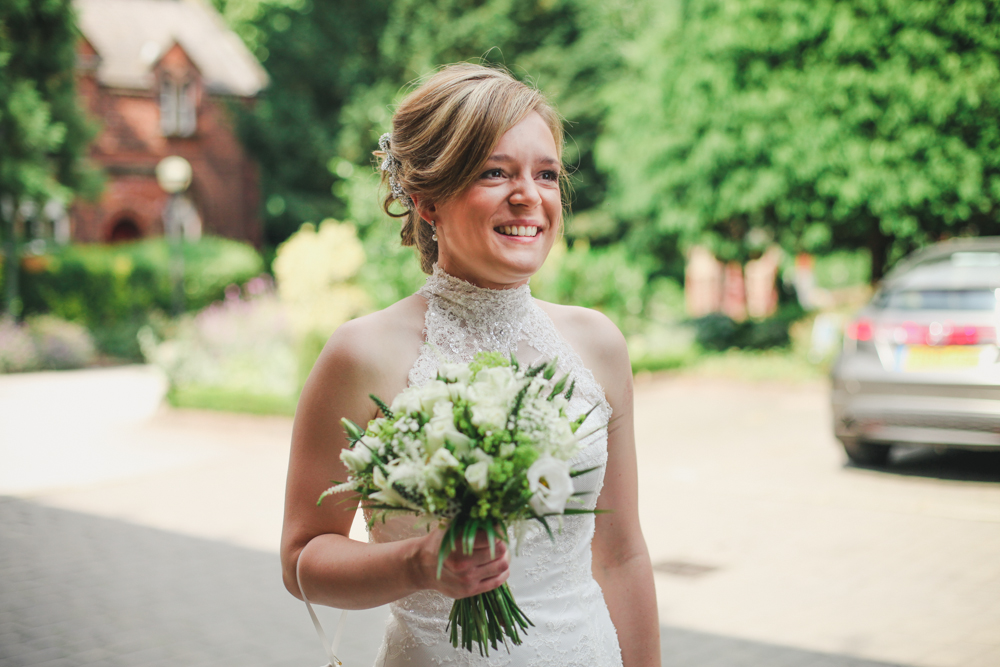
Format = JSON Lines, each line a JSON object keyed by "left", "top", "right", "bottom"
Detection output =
{"left": 599, "top": 0, "right": 1000, "bottom": 280}
{"left": 215, "top": 0, "right": 639, "bottom": 247}
{"left": 0, "top": 0, "right": 102, "bottom": 315}
{"left": 813, "top": 249, "right": 871, "bottom": 289}
{"left": 691, "top": 304, "right": 805, "bottom": 352}
{"left": 11, "top": 237, "right": 263, "bottom": 358}
{"left": 213, "top": 0, "right": 392, "bottom": 245}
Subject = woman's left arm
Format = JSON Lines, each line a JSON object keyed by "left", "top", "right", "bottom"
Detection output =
{"left": 584, "top": 313, "right": 661, "bottom": 667}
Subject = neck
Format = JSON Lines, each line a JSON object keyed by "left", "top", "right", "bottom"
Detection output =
{"left": 436, "top": 258, "right": 531, "bottom": 290}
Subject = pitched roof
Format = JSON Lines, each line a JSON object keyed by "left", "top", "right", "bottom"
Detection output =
{"left": 75, "top": 0, "right": 268, "bottom": 97}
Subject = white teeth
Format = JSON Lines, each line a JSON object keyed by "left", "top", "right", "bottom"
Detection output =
{"left": 497, "top": 226, "right": 539, "bottom": 237}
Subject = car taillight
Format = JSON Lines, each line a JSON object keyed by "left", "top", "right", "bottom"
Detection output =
{"left": 883, "top": 321, "right": 996, "bottom": 345}
{"left": 845, "top": 318, "right": 873, "bottom": 341}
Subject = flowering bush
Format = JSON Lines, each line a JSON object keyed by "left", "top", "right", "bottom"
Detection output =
{"left": 140, "top": 276, "right": 298, "bottom": 400}
{"left": 0, "top": 318, "right": 39, "bottom": 373}
{"left": 0, "top": 316, "right": 95, "bottom": 373}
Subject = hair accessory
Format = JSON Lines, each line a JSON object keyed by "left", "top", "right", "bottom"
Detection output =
{"left": 378, "top": 132, "right": 414, "bottom": 211}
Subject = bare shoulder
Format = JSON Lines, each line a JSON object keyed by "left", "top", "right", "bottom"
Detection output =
{"left": 301, "top": 294, "right": 427, "bottom": 416}
{"left": 535, "top": 300, "right": 630, "bottom": 404}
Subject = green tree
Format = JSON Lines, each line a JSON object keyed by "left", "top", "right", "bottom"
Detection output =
{"left": 599, "top": 0, "right": 1000, "bottom": 280}
{"left": 212, "top": 0, "right": 393, "bottom": 246}
{"left": 215, "top": 0, "right": 638, "bottom": 249}
{"left": 0, "top": 0, "right": 99, "bottom": 316}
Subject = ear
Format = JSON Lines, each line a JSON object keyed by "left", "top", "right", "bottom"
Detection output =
{"left": 410, "top": 194, "right": 437, "bottom": 224}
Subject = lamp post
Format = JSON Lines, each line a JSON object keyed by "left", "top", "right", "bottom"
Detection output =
{"left": 155, "top": 156, "right": 192, "bottom": 316}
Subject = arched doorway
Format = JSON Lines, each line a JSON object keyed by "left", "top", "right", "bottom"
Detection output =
{"left": 108, "top": 218, "right": 142, "bottom": 243}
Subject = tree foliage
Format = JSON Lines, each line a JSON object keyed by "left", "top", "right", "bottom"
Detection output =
{"left": 599, "top": 0, "right": 1000, "bottom": 279}
{"left": 214, "top": 0, "right": 639, "bottom": 248}
{"left": 0, "top": 0, "right": 100, "bottom": 315}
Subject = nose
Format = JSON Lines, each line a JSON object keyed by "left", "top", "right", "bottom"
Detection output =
{"left": 508, "top": 175, "right": 541, "bottom": 208}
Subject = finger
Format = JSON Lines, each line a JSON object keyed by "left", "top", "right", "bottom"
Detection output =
{"left": 471, "top": 567, "right": 510, "bottom": 596}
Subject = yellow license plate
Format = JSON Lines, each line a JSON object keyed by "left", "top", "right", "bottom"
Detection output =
{"left": 903, "top": 345, "right": 988, "bottom": 371}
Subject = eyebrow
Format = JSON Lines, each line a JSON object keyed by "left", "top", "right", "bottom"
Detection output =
{"left": 487, "top": 153, "right": 561, "bottom": 167}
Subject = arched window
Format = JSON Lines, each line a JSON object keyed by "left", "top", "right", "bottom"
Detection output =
{"left": 108, "top": 218, "right": 142, "bottom": 243}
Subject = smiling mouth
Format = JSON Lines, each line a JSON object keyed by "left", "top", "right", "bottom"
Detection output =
{"left": 496, "top": 225, "right": 539, "bottom": 237}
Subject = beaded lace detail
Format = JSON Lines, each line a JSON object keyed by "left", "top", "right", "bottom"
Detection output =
{"left": 369, "top": 266, "right": 622, "bottom": 667}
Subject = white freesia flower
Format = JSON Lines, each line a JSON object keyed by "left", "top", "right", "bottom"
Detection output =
{"left": 499, "top": 442, "right": 516, "bottom": 458}
{"left": 439, "top": 362, "right": 472, "bottom": 384}
{"left": 527, "top": 456, "right": 573, "bottom": 515}
{"left": 465, "top": 461, "right": 491, "bottom": 492}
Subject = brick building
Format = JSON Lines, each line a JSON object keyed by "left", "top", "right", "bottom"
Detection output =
{"left": 72, "top": 0, "right": 268, "bottom": 245}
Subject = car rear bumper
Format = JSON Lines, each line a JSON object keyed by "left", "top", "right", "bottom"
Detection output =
{"left": 832, "top": 387, "right": 1000, "bottom": 449}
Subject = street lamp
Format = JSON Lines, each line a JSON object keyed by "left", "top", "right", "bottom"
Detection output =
{"left": 156, "top": 156, "right": 192, "bottom": 315}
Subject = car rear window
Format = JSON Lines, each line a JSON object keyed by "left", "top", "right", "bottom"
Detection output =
{"left": 874, "top": 289, "right": 999, "bottom": 311}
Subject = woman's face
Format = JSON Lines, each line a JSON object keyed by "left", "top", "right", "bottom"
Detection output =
{"left": 421, "top": 111, "right": 561, "bottom": 290}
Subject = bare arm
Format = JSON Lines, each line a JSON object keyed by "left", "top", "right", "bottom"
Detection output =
{"left": 279, "top": 308, "right": 510, "bottom": 609}
{"left": 563, "top": 308, "right": 661, "bottom": 666}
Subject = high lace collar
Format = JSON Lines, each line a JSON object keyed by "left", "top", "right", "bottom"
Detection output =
{"left": 418, "top": 264, "right": 534, "bottom": 328}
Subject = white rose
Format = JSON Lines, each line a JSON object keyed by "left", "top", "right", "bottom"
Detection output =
{"left": 390, "top": 388, "right": 424, "bottom": 416}
{"left": 464, "top": 461, "right": 491, "bottom": 492}
{"left": 470, "top": 398, "right": 507, "bottom": 429}
{"left": 469, "top": 366, "right": 518, "bottom": 402}
{"left": 527, "top": 456, "right": 573, "bottom": 516}
{"left": 420, "top": 380, "right": 452, "bottom": 413}
{"left": 439, "top": 362, "right": 473, "bottom": 384}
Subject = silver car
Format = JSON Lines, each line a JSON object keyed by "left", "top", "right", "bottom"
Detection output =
{"left": 831, "top": 237, "right": 1000, "bottom": 466}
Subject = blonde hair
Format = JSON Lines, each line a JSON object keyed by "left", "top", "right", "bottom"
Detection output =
{"left": 377, "top": 63, "right": 565, "bottom": 274}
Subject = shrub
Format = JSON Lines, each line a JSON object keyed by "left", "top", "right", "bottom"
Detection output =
{"left": 25, "top": 315, "right": 96, "bottom": 370}
{"left": 0, "top": 318, "right": 39, "bottom": 373}
{"left": 273, "top": 219, "right": 371, "bottom": 338}
{"left": 0, "top": 315, "right": 95, "bottom": 373}
{"left": 692, "top": 303, "right": 804, "bottom": 352}
{"left": 12, "top": 237, "right": 264, "bottom": 359}
{"left": 140, "top": 277, "right": 299, "bottom": 402}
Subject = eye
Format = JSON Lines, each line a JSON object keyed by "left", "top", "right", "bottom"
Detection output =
{"left": 539, "top": 170, "right": 559, "bottom": 182}
{"left": 481, "top": 168, "right": 504, "bottom": 179}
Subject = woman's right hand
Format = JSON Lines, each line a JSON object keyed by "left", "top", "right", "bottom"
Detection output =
{"left": 412, "top": 527, "right": 510, "bottom": 599}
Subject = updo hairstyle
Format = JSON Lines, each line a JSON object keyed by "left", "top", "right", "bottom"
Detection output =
{"left": 377, "top": 63, "right": 565, "bottom": 274}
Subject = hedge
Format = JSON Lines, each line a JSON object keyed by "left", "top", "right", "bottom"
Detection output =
{"left": 4, "top": 237, "right": 264, "bottom": 359}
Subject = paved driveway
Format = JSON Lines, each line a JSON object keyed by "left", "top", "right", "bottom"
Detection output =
{"left": 3, "top": 366, "right": 998, "bottom": 666}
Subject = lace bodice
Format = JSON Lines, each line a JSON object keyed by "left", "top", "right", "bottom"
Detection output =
{"left": 370, "top": 266, "right": 622, "bottom": 667}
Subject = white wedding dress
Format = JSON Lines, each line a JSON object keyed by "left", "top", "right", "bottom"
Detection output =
{"left": 369, "top": 266, "right": 623, "bottom": 667}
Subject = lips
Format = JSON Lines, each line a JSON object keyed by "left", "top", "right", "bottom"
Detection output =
{"left": 495, "top": 225, "right": 540, "bottom": 237}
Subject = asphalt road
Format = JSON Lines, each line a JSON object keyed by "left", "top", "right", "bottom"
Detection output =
{"left": 2, "top": 366, "right": 998, "bottom": 666}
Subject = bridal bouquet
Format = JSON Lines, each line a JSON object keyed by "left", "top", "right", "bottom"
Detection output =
{"left": 320, "top": 352, "right": 604, "bottom": 656}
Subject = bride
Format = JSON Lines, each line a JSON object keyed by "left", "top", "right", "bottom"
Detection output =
{"left": 281, "top": 63, "right": 660, "bottom": 666}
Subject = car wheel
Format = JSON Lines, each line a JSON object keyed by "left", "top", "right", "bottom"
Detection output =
{"left": 840, "top": 438, "right": 891, "bottom": 467}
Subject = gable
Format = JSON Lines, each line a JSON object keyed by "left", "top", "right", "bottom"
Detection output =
{"left": 74, "top": 0, "right": 268, "bottom": 97}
